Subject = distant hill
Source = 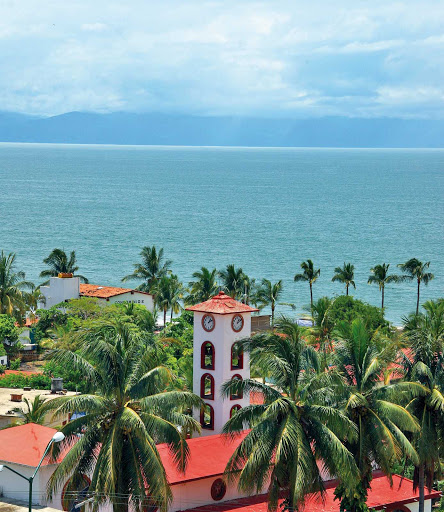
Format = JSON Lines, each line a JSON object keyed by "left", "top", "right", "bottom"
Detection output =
{"left": 0, "top": 111, "right": 443, "bottom": 147}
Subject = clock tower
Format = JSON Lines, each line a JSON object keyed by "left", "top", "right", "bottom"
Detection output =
{"left": 186, "top": 291, "right": 258, "bottom": 436}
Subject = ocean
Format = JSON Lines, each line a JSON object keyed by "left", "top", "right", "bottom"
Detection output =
{"left": 0, "top": 143, "right": 443, "bottom": 324}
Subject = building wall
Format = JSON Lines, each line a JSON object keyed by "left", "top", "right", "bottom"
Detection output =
{"left": 40, "top": 277, "right": 80, "bottom": 309}
{"left": 193, "top": 311, "right": 251, "bottom": 436}
{"left": 104, "top": 292, "right": 154, "bottom": 312}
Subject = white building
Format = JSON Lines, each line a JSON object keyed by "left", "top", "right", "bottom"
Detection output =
{"left": 39, "top": 274, "right": 154, "bottom": 312}
{"left": 186, "top": 291, "right": 258, "bottom": 435}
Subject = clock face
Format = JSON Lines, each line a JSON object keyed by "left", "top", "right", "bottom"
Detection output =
{"left": 232, "top": 314, "right": 244, "bottom": 332}
{"left": 202, "top": 314, "right": 215, "bottom": 332}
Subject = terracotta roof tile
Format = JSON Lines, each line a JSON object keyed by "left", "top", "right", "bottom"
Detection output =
{"left": 79, "top": 284, "right": 152, "bottom": 299}
{"left": 186, "top": 292, "right": 258, "bottom": 315}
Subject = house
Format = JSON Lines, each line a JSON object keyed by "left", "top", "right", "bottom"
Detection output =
{"left": 39, "top": 274, "right": 154, "bottom": 312}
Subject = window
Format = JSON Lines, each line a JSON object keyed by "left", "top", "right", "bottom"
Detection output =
{"left": 211, "top": 478, "right": 227, "bottom": 501}
{"left": 200, "top": 404, "right": 214, "bottom": 430}
{"left": 230, "top": 404, "right": 242, "bottom": 417}
{"left": 201, "top": 342, "right": 215, "bottom": 369}
{"left": 230, "top": 374, "right": 243, "bottom": 400}
{"left": 200, "top": 373, "right": 215, "bottom": 400}
{"left": 231, "top": 342, "right": 243, "bottom": 370}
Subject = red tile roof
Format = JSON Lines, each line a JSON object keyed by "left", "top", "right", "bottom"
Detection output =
{"left": 186, "top": 292, "right": 259, "bottom": 315}
{"left": 0, "top": 423, "right": 59, "bottom": 467}
{"left": 79, "top": 284, "right": 152, "bottom": 299}
{"left": 157, "top": 432, "right": 248, "bottom": 485}
{"left": 180, "top": 473, "right": 440, "bottom": 512}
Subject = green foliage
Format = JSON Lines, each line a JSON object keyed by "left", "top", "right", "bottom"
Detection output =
{"left": 334, "top": 478, "right": 370, "bottom": 512}
{"left": 327, "top": 295, "right": 388, "bottom": 333}
{"left": 43, "top": 360, "right": 87, "bottom": 392}
{"left": 33, "top": 307, "right": 68, "bottom": 342}
{"left": 0, "top": 251, "right": 33, "bottom": 316}
{"left": 0, "top": 372, "right": 51, "bottom": 389}
{"left": 0, "top": 364, "right": 6, "bottom": 375}
{"left": 12, "top": 395, "right": 48, "bottom": 424}
{"left": 122, "top": 245, "right": 172, "bottom": 292}
{"left": 40, "top": 248, "right": 88, "bottom": 284}
{"left": 0, "top": 314, "right": 19, "bottom": 344}
{"left": 9, "top": 358, "right": 20, "bottom": 370}
{"left": 186, "top": 267, "right": 219, "bottom": 305}
{"left": 0, "top": 344, "right": 6, "bottom": 356}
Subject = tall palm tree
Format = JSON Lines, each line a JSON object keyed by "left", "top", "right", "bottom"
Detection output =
{"left": 367, "top": 263, "right": 399, "bottom": 309}
{"left": 256, "top": 279, "right": 283, "bottom": 324}
{"left": 122, "top": 246, "right": 172, "bottom": 293}
{"left": 333, "top": 318, "right": 421, "bottom": 512}
{"left": 0, "top": 251, "right": 32, "bottom": 315}
{"left": 46, "top": 321, "right": 202, "bottom": 512}
{"left": 294, "top": 259, "right": 320, "bottom": 311}
{"left": 332, "top": 262, "right": 356, "bottom": 296}
{"left": 402, "top": 300, "right": 444, "bottom": 512}
{"left": 154, "top": 275, "right": 184, "bottom": 326}
{"left": 398, "top": 258, "right": 435, "bottom": 315}
{"left": 305, "top": 296, "right": 335, "bottom": 367}
{"left": 219, "top": 264, "right": 245, "bottom": 299}
{"left": 40, "top": 249, "right": 88, "bottom": 284}
{"left": 12, "top": 395, "right": 48, "bottom": 425}
{"left": 185, "top": 267, "right": 218, "bottom": 305}
{"left": 222, "top": 317, "right": 359, "bottom": 511}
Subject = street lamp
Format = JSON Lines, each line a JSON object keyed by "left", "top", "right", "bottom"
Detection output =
{"left": 0, "top": 431, "right": 65, "bottom": 512}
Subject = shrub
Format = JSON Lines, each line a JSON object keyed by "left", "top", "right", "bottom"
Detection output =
{"left": 9, "top": 358, "right": 21, "bottom": 371}
{"left": 0, "top": 372, "right": 50, "bottom": 390}
{"left": 0, "top": 365, "right": 6, "bottom": 375}
{"left": 327, "top": 295, "right": 389, "bottom": 333}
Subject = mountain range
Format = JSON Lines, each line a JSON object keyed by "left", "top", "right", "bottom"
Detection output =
{"left": 0, "top": 111, "right": 443, "bottom": 147}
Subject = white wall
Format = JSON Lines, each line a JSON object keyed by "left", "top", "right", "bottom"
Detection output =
{"left": 104, "top": 292, "right": 154, "bottom": 312}
{"left": 40, "top": 277, "right": 80, "bottom": 309}
{"left": 193, "top": 311, "right": 251, "bottom": 436}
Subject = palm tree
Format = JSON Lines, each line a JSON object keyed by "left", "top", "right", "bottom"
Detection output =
{"left": 305, "top": 296, "right": 335, "bottom": 367}
{"left": 402, "top": 300, "right": 444, "bottom": 512}
{"left": 256, "top": 279, "right": 283, "bottom": 324}
{"left": 222, "top": 317, "right": 359, "bottom": 511}
{"left": 0, "top": 251, "right": 33, "bottom": 315}
{"left": 294, "top": 259, "right": 320, "bottom": 311}
{"left": 40, "top": 249, "right": 88, "bottom": 284}
{"left": 153, "top": 275, "right": 184, "bottom": 326}
{"left": 332, "top": 262, "right": 355, "bottom": 296}
{"left": 333, "top": 318, "right": 421, "bottom": 512}
{"left": 219, "top": 264, "right": 245, "bottom": 299}
{"left": 398, "top": 258, "right": 435, "bottom": 315}
{"left": 12, "top": 395, "right": 48, "bottom": 425}
{"left": 185, "top": 267, "right": 218, "bottom": 305}
{"left": 122, "top": 246, "right": 172, "bottom": 293}
{"left": 46, "top": 320, "right": 202, "bottom": 512}
{"left": 24, "top": 285, "right": 45, "bottom": 320}
{"left": 367, "top": 263, "right": 399, "bottom": 309}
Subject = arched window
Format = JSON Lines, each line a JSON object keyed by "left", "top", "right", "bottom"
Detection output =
{"left": 201, "top": 342, "right": 215, "bottom": 370}
{"left": 230, "top": 404, "right": 242, "bottom": 417}
{"left": 230, "top": 374, "right": 243, "bottom": 400}
{"left": 200, "top": 373, "right": 215, "bottom": 400}
{"left": 200, "top": 404, "right": 214, "bottom": 430}
{"left": 231, "top": 342, "right": 243, "bottom": 370}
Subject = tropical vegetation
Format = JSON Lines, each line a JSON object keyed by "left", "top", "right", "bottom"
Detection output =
{"left": 40, "top": 249, "right": 88, "bottom": 284}
{"left": 398, "top": 258, "right": 435, "bottom": 315}
{"left": 294, "top": 259, "right": 320, "bottom": 311}
{"left": 332, "top": 262, "right": 356, "bottom": 295}
{"left": 122, "top": 245, "right": 172, "bottom": 293}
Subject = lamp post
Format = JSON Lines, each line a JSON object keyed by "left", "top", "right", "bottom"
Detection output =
{"left": 0, "top": 431, "right": 65, "bottom": 512}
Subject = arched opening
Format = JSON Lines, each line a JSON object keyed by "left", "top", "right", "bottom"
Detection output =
{"left": 200, "top": 373, "right": 215, "bottom": 400}
{"left": 211, "top": 478, "right": 227, "bottom": 501}
{"left": 231, "top": 342, "right": 243, "bottom": 370}
{"left": 230, "top": 404, "right": 242, "bottom": 417}
{"left": 201, "top": 342, "right": 215, "bottom": 370}
{"left": 230, "top": 374, "right": 243, "bottom": 400}
{"left": 61, "top": 475, "right": 91, "bottom": 512}
{"left": 200, "top": 403, "right": 214, "bottom": 430}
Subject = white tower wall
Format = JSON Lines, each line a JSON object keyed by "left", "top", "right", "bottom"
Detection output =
{"left": 39, "top": 276, "right": 80, "bottom": 309}
{"left": 192, "top": 311, "right": 251, "bottom": 436}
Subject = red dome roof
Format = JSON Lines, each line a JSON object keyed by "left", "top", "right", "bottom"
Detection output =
{"left": 186, "top": 291, "right": 259, "bottom": 315}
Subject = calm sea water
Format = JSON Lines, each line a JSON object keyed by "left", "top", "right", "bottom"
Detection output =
{"left": 0, "top": 143, "right": 443, "bottom": 324}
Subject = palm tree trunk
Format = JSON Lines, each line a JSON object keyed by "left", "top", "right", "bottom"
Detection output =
{"left": 271, "top": 303, "right": 275, "bottom": 324}
{"left": 416, "top": 278, "right": 421, "bottom": 316}
{"left": 381, "top": 286, "right": 384, "bottom": 309}
{"left": 170, "top": 308, "right": 173, "bottom": 322}
{"left": 163, "top": 308, "right": 167, "bottom": 327}
{"left": 310, "top": 282, "right": 313, "bottom": 311}
{"left": 418, "top": 463, "right": 425, "bottom": 512}
{"left": 346, "top": 283, "right": 349, "bottom": 296}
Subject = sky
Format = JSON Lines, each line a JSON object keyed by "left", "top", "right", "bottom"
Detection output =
{"left": 1, "top": 0, "right": 444, "bottom": 119}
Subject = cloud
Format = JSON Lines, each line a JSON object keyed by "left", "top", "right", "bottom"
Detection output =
{"left": 0, "top": 0, "right": 443, "bottom": 118}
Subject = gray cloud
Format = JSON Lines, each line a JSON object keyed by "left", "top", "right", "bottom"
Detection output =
{"left": 0, "top": 0, "right": 443, "bottom": 118}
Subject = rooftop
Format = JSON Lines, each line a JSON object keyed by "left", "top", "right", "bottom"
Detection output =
{"left": 0, "top": 423, "right": 59, "bottom": 467}
{"left": 181, "top": 473, "right": 441, "bottom": 512}
{"left": 186, "top": 291, "right": 259, "bottom": 315}
{"left": 157, "top": 431, "right": 248, "bottom": 485}
{"left": 0, "top": 387, "right": 77, "bottom": 420}
{"left": 79, "top": 284, "right": 152, "bottom": 299}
